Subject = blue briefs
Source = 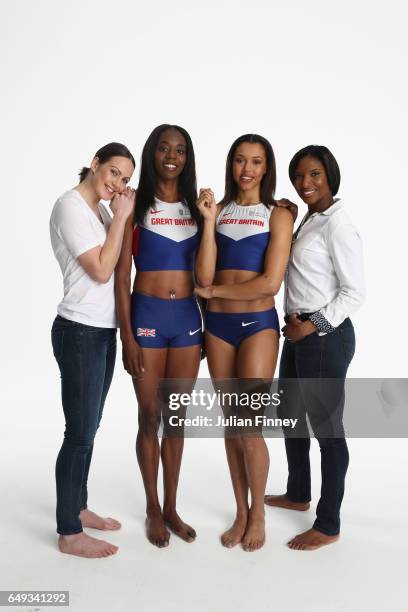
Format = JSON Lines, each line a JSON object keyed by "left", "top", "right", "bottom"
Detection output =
{"left": 205, "top": 308, "right": 280, "bottom": 347}
{"left": 131, "top": 292, "right": 203, "bottom": 348}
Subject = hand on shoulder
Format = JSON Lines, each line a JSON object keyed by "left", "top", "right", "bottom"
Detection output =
{"left": 270, "top": 203, "right": 295, "bottom": 229}
{"left": 275, "top": 198, "right": 298, "bottom": 221}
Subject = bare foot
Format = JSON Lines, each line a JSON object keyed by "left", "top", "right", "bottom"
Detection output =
{"left": 287, "top": 528, "right": 339, "bottom": 551}
{"left": 264, "top": 494, "right": 310, "bottom": 511}
{"left": 221, "top": 513, "right": 248, "bottom": 548}
{"left": 79, "top": 509, "right": 122, "bottom": 531}
{"left": 163, "top": 510, "right": 196, "bottom": 543}
{"left": 242, "top": 511, "right": 265, "bottom": 552}
{"left": 145, "top": 511, "right": 170, "bottom": 548}
{"left": 58, "top": 532, "right": 118, "bottom": 558}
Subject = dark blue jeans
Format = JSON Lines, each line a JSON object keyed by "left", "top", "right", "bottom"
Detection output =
{"left": 51, "top": 315, "right": 116, "bottom": 535}
{"left": 279, "top": 318, "right": 355, "bottom": 535}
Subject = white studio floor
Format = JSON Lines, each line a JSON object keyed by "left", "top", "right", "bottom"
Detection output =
{"left": 1, "top": 370, "right": 407, "bottom": 612}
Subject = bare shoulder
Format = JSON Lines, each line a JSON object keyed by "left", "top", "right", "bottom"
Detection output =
{"left": 270, "top": 205, "right": 294, "bottom": 228}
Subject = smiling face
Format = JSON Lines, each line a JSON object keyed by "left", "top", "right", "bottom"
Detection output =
{"left": 91, "top": 155, "right": 134, "bottom": 201}
{"left": 292, "top": 156, "right": 332, "bottom": 207}
{"left": 154, "top": 128, "right": 187, "bottom": 180}
{"left": 232, "top": 142, "right": 267, "bottom": 195}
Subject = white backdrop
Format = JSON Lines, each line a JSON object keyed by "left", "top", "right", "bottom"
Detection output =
{"left": 1, "top": 2, "right": 407, "bottom": 611}
{"left": 2, "top": 0, "right": 407, "bottom": 377}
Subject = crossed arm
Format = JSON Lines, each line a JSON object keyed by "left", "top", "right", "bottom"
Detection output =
{"left": 194, "top": 206, "right": 294, "bottom": 300}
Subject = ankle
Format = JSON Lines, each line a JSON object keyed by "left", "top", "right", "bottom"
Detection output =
{"left": 146, "top": 505, "right": 162, "bottom": 517}
{"left": 59, "top": 532, "right": 83, "bottom": 541}
{"left": 249, "top": 506, "right": 265, "bottom": 519}
{"left": 162, "top": 505, "right": 176, "bottom": 516}
{"left": 235, "top": 507, "right": 249, "bottom": 520}
{"left": 163, "top": 499, "right": 176, "bottom": 512}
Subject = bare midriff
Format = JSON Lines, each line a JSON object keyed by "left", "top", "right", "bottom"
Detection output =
{"left": 133, "top": 270, "right": 194, "bottom": 299}
{"left": 209, "top": 269, "right": 275, "bottom": 313}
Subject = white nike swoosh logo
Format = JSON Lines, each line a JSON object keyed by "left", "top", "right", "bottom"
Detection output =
{"left": 189, "top": 328, "right": 201, "bottom": 335}
{"left": 241, "top": 321, "right": 258, "bottom": 327}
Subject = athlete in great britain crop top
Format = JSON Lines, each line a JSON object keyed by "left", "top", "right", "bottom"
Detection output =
{"left": 201, "top": 200, "right": 280, "bottom": 346}
{"left": 129, "top": 196, "right": 202, "bottom": 349}
{"left": 115, "top": 125, "right": 203, "bottom": 549}
{"left": 133, "top": 197, "right": 199, "bottom": 271}
{"left": 215, "top": 201, "right": 273, "bottom": 272}
{"left": 194, "top": 135, "right": 295, "bottom": 554}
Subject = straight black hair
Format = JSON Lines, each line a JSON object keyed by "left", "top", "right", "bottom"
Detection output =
{"left": 219, "top": 134, "right": 276, "bottom": 208}
{"left": 135, "top": 124, "right": 199, "bottom": 226}
{"left": 79, "top": 142, "right": 135, "bottom": 182}
{"left": 289, "top": 145, "right": 341, "bottom": 196}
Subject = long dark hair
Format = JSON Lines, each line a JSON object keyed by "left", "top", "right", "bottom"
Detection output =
{"left": 135, "top": 124, "right": 199, "bottom": 226}
{"left": 79, "top": 142, "right": 135, "bottom": 182}
{"left": 289, "top": 145, "right": 341, "bottom": 195}
{"left": 219, "top": 134, "right": 276, "bottom": 208}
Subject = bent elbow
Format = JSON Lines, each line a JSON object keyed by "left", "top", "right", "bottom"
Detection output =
{"left": 269, "top": 280, "right": 282, "bottom": 297}
{"left": 195, "top": 269, "right": 214, "bottom": 288}
{"left": 259, "top": 275, "right": 282, "bottom": 298}
{"left": 94, "top": 270, "right": 112, "bottom": 284}
{"left": 197, "top": 276, "right": 214, "bottom": 288}
{"left": 265, "top": 286, "right": 281, "bottom": 298}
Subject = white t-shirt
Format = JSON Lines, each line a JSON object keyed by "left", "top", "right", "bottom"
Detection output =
{"left": 50, "top": 189, "right": 117, "bottom": 328}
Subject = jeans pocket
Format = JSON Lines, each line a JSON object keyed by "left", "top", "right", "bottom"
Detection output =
{"left": 51, "top": 330, "right": 64, "bottom": 362}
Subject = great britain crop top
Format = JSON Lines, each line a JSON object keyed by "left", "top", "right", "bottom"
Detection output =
{"left": 132, "top": 197, "right": 199, "bottom": 271}
{"left": 216, "top": 201, "right": 273, "bottom": 272}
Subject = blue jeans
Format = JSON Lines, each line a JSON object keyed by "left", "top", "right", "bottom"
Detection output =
{"left": 279, "top": 318, "right": 355, "bottom": 535}
{"left": 51, "top": 316, "right": 116, "bottom": 535}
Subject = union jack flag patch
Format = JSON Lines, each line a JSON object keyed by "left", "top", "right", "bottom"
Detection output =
{"left": 137, "top": 327, "right": 156, "bottom": 337}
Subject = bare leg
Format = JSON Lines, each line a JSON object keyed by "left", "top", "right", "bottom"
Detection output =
{"left": 206, "top": 332, "right": 249, "bottom": 547}
{"left": 162, "top": 344, "right": 201, "bottom": 542}
{"left": 237, "top": 330, "right": 279, "bottom": 552}
{"left": 222, "top": 436, "right": 249, "bottom": 547}
{"left": 133, "top": 348, "right": 170, "bottom": 548}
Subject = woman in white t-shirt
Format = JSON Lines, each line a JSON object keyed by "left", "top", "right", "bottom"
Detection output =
{"left": 50, "top": 142, "right": 135, "bottom": 558}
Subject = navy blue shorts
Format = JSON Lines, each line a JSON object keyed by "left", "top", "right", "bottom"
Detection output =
{"left": 205, "top": 308, "right": 280, "bottom": 347}
{"left": 131, "top": 292, "right": 203, "bottom": 348}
